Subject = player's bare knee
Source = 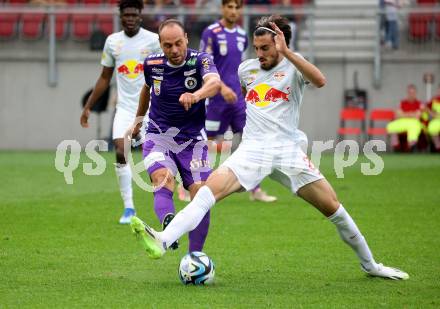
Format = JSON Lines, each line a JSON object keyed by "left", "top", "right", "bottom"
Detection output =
{"left": 151, "top": 169, "right": 175, "bottom": 190}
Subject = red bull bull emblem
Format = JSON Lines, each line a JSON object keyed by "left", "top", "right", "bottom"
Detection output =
{"left": 245, "top": 83, "right": 290, "bottom": 107}
{"left": 117, "top": 59, "right": 143, "bottom": 79}
{"left": 273, "top": 71, "right": 285, "bottom": 81}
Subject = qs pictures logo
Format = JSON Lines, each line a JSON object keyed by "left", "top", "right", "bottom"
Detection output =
{"left": 245, "top": 84, "right": 290, "bottom": 107}
{"left": 117, "top": 59, "right": 143, "bottom": 79}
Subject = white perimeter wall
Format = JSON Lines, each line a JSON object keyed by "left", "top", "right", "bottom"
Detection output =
{"left": 1, "top": 56, "right": 439, "bottom": 150}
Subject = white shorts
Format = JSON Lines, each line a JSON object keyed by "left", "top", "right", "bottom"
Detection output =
{"left": 221, "top": 141, "right": 324, "bottom": 194}
{"left": 112, "top": 107, "right": 147, "bottom": 140}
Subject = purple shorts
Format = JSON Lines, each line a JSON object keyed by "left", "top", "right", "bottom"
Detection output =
{"left": 142, "top": 133, "right": 212, "bottom": 189}
{"left": 205, "top": 98, "right": 246, "bottom": 138}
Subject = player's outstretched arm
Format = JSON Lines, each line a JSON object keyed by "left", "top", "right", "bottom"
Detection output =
{"left": 80, "top": 66, "right": 114, "bottom": 128}
{"left": 269, "top": 22, "right": 326, "bottom": 89}
{"left": 179, "top": 74, "right": 221, "bottom": 111}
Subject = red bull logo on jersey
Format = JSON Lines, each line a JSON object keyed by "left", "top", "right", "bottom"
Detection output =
{"left": 117, "top": 59, "right": 143, "bottom": 79}
{"left": 245, "top": 83, "right": 290, "bottom": 107}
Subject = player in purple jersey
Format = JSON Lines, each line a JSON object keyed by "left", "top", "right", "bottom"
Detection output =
{"left": 200, "top": 0, "right": 277, "bottom": 203}
{"left": 130, "top": 19, "right": 221, "bottom": 252}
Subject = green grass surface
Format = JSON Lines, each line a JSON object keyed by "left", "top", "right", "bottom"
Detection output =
{"left": 1, "top": 151, "right": 439, "bottom": 308}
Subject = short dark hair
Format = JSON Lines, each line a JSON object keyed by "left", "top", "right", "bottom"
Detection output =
{"left": 222, "top": 0, "right": 243, "bottom": 7}
{"left": 254, "top": 15, "right": 291, "bottom": 47}
{"left": 119, "top": 0, "right": 143, "bottom": 13}
{"left": 158, "top": 19, "right": 185, "bottom": 35}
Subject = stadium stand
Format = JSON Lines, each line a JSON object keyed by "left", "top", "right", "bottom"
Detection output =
{"left": 107, "top": 0, "right": 119, "bottom": 6}
{"left": 21, "top": 12, "right": 46, "bottom": 40}
{"left": 84, "top": 0, "right": 104, "bottom": 6}
{"left": 8, "top": 0, "right": 27, "bottom": 5}
{"left": 96, "top": 14, "right": 113, "bottom": 35}
{"left": 53, "top": 13, "right": 70, "bottom": 40}
{"left": 338, "top": 108, "right": 366, "bottom": 145}
{"left": 71, "top": 13, "right": 95, "bottom": 40}
{"left": 0, "top": 13, "right": 20, "bottom": 39}
{"left": 408, "top": 12, "right": 433, "bottom": 41}
{"left": 367, "top": 108, "right": 395, "bottom": 146}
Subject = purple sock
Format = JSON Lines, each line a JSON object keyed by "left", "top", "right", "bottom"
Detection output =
{"left": 251, "top": 184, "right": 261, "bottom": 193}
{"left": 153, "top": 187, "right": 175, "bottom": 224}
{"left": 188, "top": 210, "right": 210, "bottom": 252}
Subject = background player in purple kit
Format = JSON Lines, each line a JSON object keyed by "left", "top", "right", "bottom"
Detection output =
{"left": 200, "top": 0, "right": 277, "bottom": 202}
{"left": 131, "top": 19, "right": 221, "bottom": 252}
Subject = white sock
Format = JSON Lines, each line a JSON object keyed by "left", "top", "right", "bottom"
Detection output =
{"left": 159, "top": 186, "right": 216, "bottom": 248}
{"left": 328, "top": 205, "right": 376, "bottom": 270}
{"left": 115, "top": 164, "right": 134, "bottom": 209}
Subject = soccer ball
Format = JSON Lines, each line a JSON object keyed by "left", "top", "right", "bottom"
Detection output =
{"left": 178, "top": 251, "right": 215, "bottom": 285}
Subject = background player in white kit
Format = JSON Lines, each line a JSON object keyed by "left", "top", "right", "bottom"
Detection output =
{"left": 80, "top": 0, "right": 161, "bottom": 224}
{"left": 130, "top": 15, "right": 409, "bottom": 281}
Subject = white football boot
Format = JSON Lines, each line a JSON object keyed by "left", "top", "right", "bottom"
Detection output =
{"left": 362, "top": 263, "right": 409, "bottom": 280}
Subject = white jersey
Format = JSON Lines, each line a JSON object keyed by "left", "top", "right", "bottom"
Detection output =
{"left": 101, "top": 28, "right": 161, "bottom": 114}
{"left": 238, "top": 55, "right": 308, "bottom": 147}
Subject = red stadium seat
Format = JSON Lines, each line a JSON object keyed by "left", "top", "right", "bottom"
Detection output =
{"left": 46, "top": 13, "right": 70, "bottom": 40}
{"left": 22, "top": 13, "right": 46, "bottom": 40}
{"left": 181, "top": 0, "right": 196, "bottom": 6}
{"left": 367, "top": 109, "right": 395, "bottom": 147}
{"left": 0, "top": 13, "right": 19, "bottom": 39}
{"left": 84, "top": 0, "right": 104, "bottom": 6}
{"left": 337, "top": 108, "right": 366, "bottom": 144}
{"left": 96, "top": 14, "right": 113, "bottom": 35}
{"left": 71, "top": 14, "right": 95, "bottom": 40}
{"left": 55, "top": 14, "right": 70, "bottom": 40}
{"left": 408, "top": 13, "right": 433, "bottom": 41}
{"left": 290, "top": 0, "right": 306, "bottom": 6}
{"left": 416, "top": 0, "right": 436, "bottom": 4}
{"left": 8, "top": 0, "right": 27, "bottom": 5}
{"left": 106, "top": 0, "right": 119, "bottom": 6}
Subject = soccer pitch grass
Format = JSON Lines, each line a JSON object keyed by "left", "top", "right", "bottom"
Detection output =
{"left": 1, "top": 151, "right": 439, "bottom": 308}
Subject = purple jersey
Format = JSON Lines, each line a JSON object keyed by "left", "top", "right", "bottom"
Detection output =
{"left": 144, "top": 49, "right": 219, "bottom": 139}
{"left": 200, "top": 21, "right": 248, "bottom": 105}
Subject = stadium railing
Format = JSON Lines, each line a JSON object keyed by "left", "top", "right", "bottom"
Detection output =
{"left": 1, "top": 4, "right": 440, "bottom": 87}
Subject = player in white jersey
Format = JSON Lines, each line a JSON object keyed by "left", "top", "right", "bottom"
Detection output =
{"left": 130, "top": 15, "right": 409, "bottom": 281}
{"left": 80, "top": 0, "right": 161, "bottom": 224}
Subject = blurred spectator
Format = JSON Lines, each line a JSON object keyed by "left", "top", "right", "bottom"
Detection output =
{"left": 427, "top": 85, "right": 440, "bottom": 152}
{"left": 383, "top": 0, "right": 402, "bottom": 50}
{"left": 387, "top": 84, "right": 424, "bottom": 152}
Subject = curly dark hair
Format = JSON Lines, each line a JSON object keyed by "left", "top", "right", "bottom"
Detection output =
{"left": 254, "top": 15, "right": 291, "bottom": 47}
{"left": 119, "top": 0, "right": 144, "bottom": 13}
